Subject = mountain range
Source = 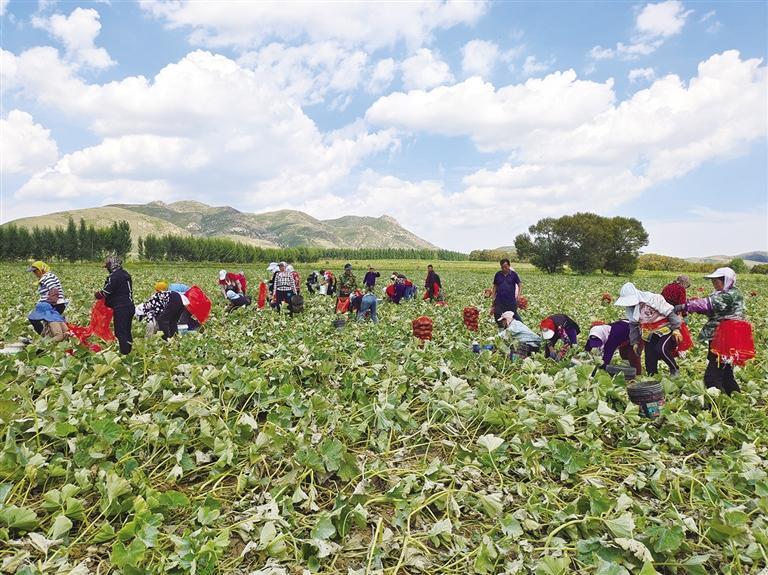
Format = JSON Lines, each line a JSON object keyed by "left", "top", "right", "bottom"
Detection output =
{"left": 5, "top": 201, "right": 438, "bottom": 250}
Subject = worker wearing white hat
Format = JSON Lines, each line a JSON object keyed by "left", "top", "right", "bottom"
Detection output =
{"left": 615, "top": 282, "right": 683, "bottom": 377}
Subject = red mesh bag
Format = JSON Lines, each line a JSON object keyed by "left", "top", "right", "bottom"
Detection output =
{"left": 517, "top": 295, "right": 528, "bottom": 310}
{"left": 412, "top": 316, "right": 433, "bottom": 341}
{"left": 676, "top": 323, "right": 694, "bottom": 352}
{"left": 336, "top": 297, "right": 350, "bottom": 313}
{"left": 711, "top": 319, "right": 755, "bottom": 366}
{"left": 185, "top": 285, "right": 211, "bottom": 324}
{"left": 88, "top": 300, "right": 115, "bottom": 341}
{"left": 257, "top": 282, "right": 268, "bottom": 309}
{"left": 385, "top": 285, "right": 396, "bottom": 299}
{"left": 463, "top": 307, "right": 479, "bottom": 331}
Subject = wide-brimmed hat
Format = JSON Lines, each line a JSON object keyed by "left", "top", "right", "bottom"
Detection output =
{"left": 704, "top": 267, "right": 733, "bottom": 279}
{"left": 614, "top": 282, "right": 640, "bottom": 307}
{"left": 219, "top": 270, "right": 227, "bottom": 280}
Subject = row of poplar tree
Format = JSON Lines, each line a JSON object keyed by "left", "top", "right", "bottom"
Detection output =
{"left": 0, "top": 218, "right": 131, "bottom": 262}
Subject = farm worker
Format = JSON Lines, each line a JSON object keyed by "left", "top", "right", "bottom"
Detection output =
{"left": 386, "top": 275, "right": 407, "bottom": 303}
{"left": 225, "top": 286, "right": 251, "bottom": 313}
{"left": 584, "top": 320, "right": 643, "bottom": 375}
{"left": 322, "top": 269, "right": 337, "bottom": 296}
{"left": 306, "top": 271, "right": 320, "bottom": 294}
{"left": 27, "top": 302, "right": 69, "bottom": 343}
{"left": 26, "top": 260, "right": 68, "bottom": 335}
{"left": 267, "top": 262, "right": 280, "bottom": 293}
{"left": 357, "top": 285, "right": 379, "bottom": 323}
{"left": 491, "top": 258, "right": 522, "bottom": 323}
{"left": 424, "top": 264, "right": 442, "bottom": 301}
{"left": 540, "top": 314, "right": 580, "bottom": 360}
{"left": 498, "top": 311, "right": 541, "bottom": 357}
{"left": 675, "top": 267, "right": 752, "bottom": 395}
{"left": 401, "top": 275, "right": 417, "bottom": 300}
{"left": 339, "top": 263, "right": 358, "bottom": 295}
{"left": 218, "top": 270, "right": 247, "bottom": 297}
{"left": 363, "top": 266, "right": 380, "bottom": 290}
{"left": 287, "top": 264, "right": 301, "bottom": 294}
{"left": 136, "top": 281, "right": 171, "bottom": 336}
{"left": 157, "top": 290, "right": 190, "bottom": 339}
{"left": 615, "top": 282, "right": 683, "bottom": 377}
{"left": 272, "top": 262, "right": 296, "bottom": 312}
{"left": 661, "top": 275, "right": 690, "bottom": 308}
{"left": 95, "top": 255, "right": 134, "bottom": 355}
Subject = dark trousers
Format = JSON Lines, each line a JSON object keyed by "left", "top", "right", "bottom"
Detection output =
{"left": 494, "top": 299, "right": 521, "bottom": 321}
{"left": 645, "top": 333, "right": 678, "bottom": 376}
{"left": 274, "top": 290, "right": 294, "bottom": 312}
{"left": 30, "top": 303, "right": 67, "bottom": 334}
{"left": 704, "top": 349, "right": 740, "bottom": 395}
{"left": 158, "top": 292, "right": 185, "bottom": 340}
{"left": 112, "top": 305, "right": 134, "bottom": 354}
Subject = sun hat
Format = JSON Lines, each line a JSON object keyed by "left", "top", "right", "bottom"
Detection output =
{"left": 344, "top": 263, "right": 352, "bottom": 269}
{"left": 614, "top": 283, "right": 640, "bottom": 307}
{"left": 540, "top": 318, "right": 555, "bottom": 340}
{"left": 218, "top": 270, "right": 227, "bottom": 280}
{"left": 26, "top": 260, "right": 49, "bottom": 273}
{"left": 704, "top": 267, "right": 733, "bottom": 279}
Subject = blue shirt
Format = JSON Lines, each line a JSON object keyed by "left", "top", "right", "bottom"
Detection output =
{"left": 493, "top": 270, "right": 520, "bottom": 302}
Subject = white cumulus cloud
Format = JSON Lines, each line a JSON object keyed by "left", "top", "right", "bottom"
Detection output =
{"left": 139, "top": 0, "right": 488, "bottom": 51}
{"left": 461, "top": 39, "right": 499, "bottom": 78}
{"left": 31, "top": 7, "right": 115, "bottom": 69}
{"left": 401, "top": 48, "right": 454, "bottom": 90}
{"left": 628, "top": 67, "right": 655, "bottom": 83}
{"left": 0, "top": 110, "right": 59, "bottom": 174}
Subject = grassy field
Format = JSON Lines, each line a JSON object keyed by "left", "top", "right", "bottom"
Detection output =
{"left": 0, "top": 261, "right": 766, "bottom": 574}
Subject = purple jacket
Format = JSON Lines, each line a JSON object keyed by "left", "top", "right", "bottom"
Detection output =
{"left": 585, "top": 320, "right": 631, "bottom": 367}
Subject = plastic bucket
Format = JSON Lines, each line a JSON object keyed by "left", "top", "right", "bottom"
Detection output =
{"left": 627, "top": 381, "right": 665, "bottom": 418}
{"left": 606, "top": 364, "right": 637, "bottom": 380}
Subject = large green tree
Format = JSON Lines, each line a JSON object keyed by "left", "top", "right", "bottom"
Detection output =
{"left": 514, "top": 218, "right": 569, "bottom": 273}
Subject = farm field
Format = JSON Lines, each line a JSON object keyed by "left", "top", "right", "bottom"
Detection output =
{"left": 0, "top": 261, "right": 766, "bottom": 575}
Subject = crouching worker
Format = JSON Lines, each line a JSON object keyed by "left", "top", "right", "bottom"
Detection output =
{"left": 137, "top": 281, "right": 171, "bottom": 335}
{"left": 357, "top": 286, "right": 379, "bottom": 323}
{"left": 27, "top": 302, "right": 69, "bottom": 342}
{"left": 540, "top": 314, "right": 580, "bottom": 360}
{"left": 225, "top": 286, "right": 251, "bottom": 313}
{"left": 584, "top": 320, "right": 642, "bottom": 376}
{"left": 498, "top": 311, "right": 541, "bottom": 357}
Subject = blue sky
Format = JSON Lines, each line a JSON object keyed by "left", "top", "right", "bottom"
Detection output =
{"left": 1, "top": 0, "right": 766, "bottom": 257}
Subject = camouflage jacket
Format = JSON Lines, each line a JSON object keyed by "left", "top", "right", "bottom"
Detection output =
{"left": 686, "top": 287, "right": 745, "bottom": 342}
{"left": 339, "top": 272, "right": 358, "bottom": 295}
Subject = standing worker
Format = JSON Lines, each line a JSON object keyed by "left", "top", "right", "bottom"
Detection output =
{"left": 95, "top": 255, "right": 134, "bottom": 354}
{"left": 491, "top": 258, "right": 522, "bottom": 322}
{"left": 675, "top": 267, "right": 753, "bottom": 395}
{"left": 424, "top": 264, "right": 442, "bottom": 301}
{"left": 26, "top": 261, "right": 68, "bottom": 335}
{"left": 363, "top": 266, "right": 380, "bottom": 291}
{"left": 615, "top": 282, "right": 683, "bottom": 377}
{"left": 272, "top": 262, "right": 295, "bottom": 312}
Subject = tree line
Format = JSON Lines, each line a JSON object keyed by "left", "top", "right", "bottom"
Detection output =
{"left": 514, "top": 213, "right": 649, "bottom": 274}
{"left": 0, "top": 218, "right": 131, "bottom": 262}
{"left": 139, "top": 233, "right": 468, "bottom": 263}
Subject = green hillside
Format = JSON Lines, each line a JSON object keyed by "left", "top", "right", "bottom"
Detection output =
{"left": 5, "top": 201, "right": 439, "bottom": 250}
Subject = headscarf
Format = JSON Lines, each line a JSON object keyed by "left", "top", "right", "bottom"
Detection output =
{"left": 105, "top": 255, "right": 122, "bottom": 272}
{"left": 705, "top": 267, "right": 736, "bottom": 291}
{"left": 286, "top": 265, "right": 294, "bottom": 273}
{"left": 28, "top": 302, "right": 65, "bottom": 323}
{"left": 675, "top": 275, "right": 691, "bottom": 288}
{"left": 27, "top": 261, "right": 50, "bottom": 274}
{"left": 587, "top": 324, "right": 612, "bottom": 346}
{"left": 154, "top": 281, "right": 169, "bottom": 292}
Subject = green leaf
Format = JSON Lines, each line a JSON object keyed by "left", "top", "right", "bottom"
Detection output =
{"left": 49, "top": 514, "right": 73, "bottom": 539}
{"left": 111, "top": 539, "right": 146, "bottom": 569}
{"left": 158, "top": 490, "right": 190, "bottom": 510}
{"left": 535, "top": 556, "right": 570, "bottom": 575}
{"left": 0, "top": 505, "right": 38, "bottom": 531}
{"left": 311, "top": 516, "right": 336, "bottom": 540}
{"left": 638, "top": 563, "right": 660, "bottom": 575}
{"left": 91, "top": 522, "right": 116, "bottom": 543}
{"left": 595, "top": 559, "right": 630, "bottom": 575}
{"left": 604, "top": 513, "right": 634, "bottom": 539}
{"left": 646, "top": 524, "right": 684, "bottom": 554}
{"left": 320, "top": 438, "right": 344, "bottom": 473}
